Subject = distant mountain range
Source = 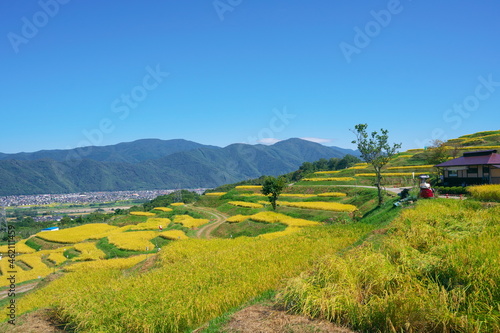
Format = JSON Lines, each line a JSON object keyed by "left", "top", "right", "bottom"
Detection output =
{"left": 0, "top": 138, "right": 359, "bottom": 196}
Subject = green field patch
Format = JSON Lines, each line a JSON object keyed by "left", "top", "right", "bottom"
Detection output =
{"left": 212, "top": 220, "right": 287, "bottom": 238}
{"left": 63, "top": 248, "right": 80, "bottom": 260}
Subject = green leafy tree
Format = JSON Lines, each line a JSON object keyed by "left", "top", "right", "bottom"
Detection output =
{"left": 261, "top": 176, "right": 287, "bottom": 210}
{"left": 351, "top": 124, "right": 401, "bottom": 206}
{"left": 424, "top": 139, "right": 450, "bottom": 165}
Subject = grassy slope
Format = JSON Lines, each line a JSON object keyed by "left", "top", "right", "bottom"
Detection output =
{"left": 277, "top": 199, "right": 500, "bottom": 332}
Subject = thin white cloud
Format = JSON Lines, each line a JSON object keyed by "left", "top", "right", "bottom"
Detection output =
{"left": 300, "top": 137, "right": 332, "bottom": 144}
{"left": 257, "top": 138, "right": 282, "bottom": 145}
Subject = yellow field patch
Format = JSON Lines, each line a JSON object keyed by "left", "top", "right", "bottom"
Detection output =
{"left": 281, "top": 193, "right": 316, "bottom": 198}
{"left": 47, "top": 252, "right": 68, "bottom": 265}
{"left": 257, "top": 227, "right": 301, "bottom": 240}
{"left": 107, "top": 231, "right": 157, "bottom": 251}
{"left": 130, "top": 218, "right": 171, "bottom": 230}
{"left": 226, "top": 215, "right": 251, "bottom": 223}
{"left": 228, "top": 201, "right": 264, "bottom": 209}
{"left": 302, "top": 177, "right": 355, "bottom": 182}
{"left": 356, "top": 173, "right": 414, "bottom": 177}
{"left": 235, "top": 185, "right": 262, "bottom": 190}
{"left": 74, "top": 242, "right": 106, "bottom": 261}
{"left": 153, "top": 207, "right": 173, "bottom": 212}
{"left": 159, "top": 230, "right": 188, "bottom": 240}
{"left": 317, "top": 192, "right": 347, "bottom": 197}
{"left": 173, "top": 215, "right": 210, "bottom": 228}
{"left": 130, "top": 211, "right": 156, "bottom": 217}
{"left": 0, "top": 252, "right": 52, "bottom": 287}
{"left": 0, "top": 239, "right": 37, "bottom": 254}
{"left": 467, "top": 184, "right": 500, "bottom": 201}
{"left": 65, "top": 255, "right": 148, "bottom": 273}
{"left": 249, "top": 211, "right": 319, "bottom": 227}
{"left": 313, "top": 170, "right": 341, "bottom": 174}
{"left": 37, "top": 224, "right": 119, "bottom": 244}
{"left": 205, "top": 192, "right": 227, "bottom": 196}
{"left": 277, "top": 201, "right": 357, "bottom": 212}
{"left": 386, "top": 165, "right": 434, "bottom": 170}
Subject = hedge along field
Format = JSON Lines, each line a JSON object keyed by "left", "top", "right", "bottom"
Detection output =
{"left": 278, "top": 199, "right": 500, "bottom": 332}
{"left": 16, "top": 224, "right": 372, "bottom": 333}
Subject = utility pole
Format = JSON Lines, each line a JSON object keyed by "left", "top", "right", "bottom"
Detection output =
{"left": 174, "top": 184, "right": 182, "bottom": 203}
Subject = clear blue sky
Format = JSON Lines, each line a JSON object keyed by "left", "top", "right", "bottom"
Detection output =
{"left": 1, "top": 0, "right": 500, "bottom": 153}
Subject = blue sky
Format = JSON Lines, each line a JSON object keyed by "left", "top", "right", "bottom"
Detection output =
{"left": 1, "top": 0, "right": 500, "bottom": 153}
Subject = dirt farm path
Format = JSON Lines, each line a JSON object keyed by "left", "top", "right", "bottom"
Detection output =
{"left": 189, "top": 206, "right": 229, "bottom": 239}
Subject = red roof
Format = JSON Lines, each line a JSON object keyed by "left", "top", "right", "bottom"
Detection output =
{"left": 436, "top": 150, "right": 500, "bottom": 167}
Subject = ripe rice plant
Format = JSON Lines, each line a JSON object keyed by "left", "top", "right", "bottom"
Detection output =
{"left": 159, "top": 230, "right": 188, "bottom": 240}
{"left": 302, "top": 177, "right": 355, "bottom": 182}
{"left": 241, "top": 193, "right": 315, "bottom": 198}
{"left": 317, "top": 192, "right": 347, "bottom": 197}
{"left": 347, "top": 165, "right": 369, "bottom": 170}
{"left": 88, "top": 225, "right": 133, "bottom": 240}
{"left": 278, "top": 199, "right": 500, "bottom": 332}
{"left": 280, "top": 193, "right": 316, "bottom": 198}
{"left": 47, "top": 252, "right": 67, "bottom": 265}
{"left": 226, "top": 214, "right": 251, "bottom": 223}
{"left": 313, "top": 171, "right": 341, "bottom": 174}
{"left": 153, "top": 207, "right": 173, "bottom": 212}
{"left": 235, "top": 185, "right": 262, "bottom": 189}
{"left": 249, "top": 212, "right": 320, "bottom": 227}
{"left": 467, "top": 184, "right": 500, "bottom": 201}
{"left": 240, "top": 193, "right": 266, "bottom": 197}
{"left": 277, "top": 201, "right": 357, "bottom": 212}
{"left": 64, "top": 255, "right": 148, "bottom": 273}
{"left": 0, "top": 239, "right": 37, "bottom": 254}
{"left": 130, "top": 211, "right": 156, "bottom": 217}
{"left": 173, "top": 215, "right": 210, "bottom": 228}
{"left": 37, "top": 224, "right": 118, "bottom": 244}
{"left": 130, "top": 218, "right": 171, "bottom": 230}
{"left": 228, "top": 201, "right": 264, "bottom": 209}
{"left": 257, "top": 227, "right": 301, "bottom": 240}
{"left": 170, "top": 203, "right": 185, "bottom": 206}
{"left": 387, "top": 165, "right": 434, "bottom": 170}
{"left": 74, "top": 242, "right": 106, "bottom": 261}
{"left": 16, "top": 225, "right": 366, "bottom": 332}
{"left": 0, "top": 253, "right": 53, "bottom": 287}
{"left": 107, "top": 231, "right": 157, "bottom": 251}
{"left": 356, "top": 172, "right": 414, "bottom": 177}
{"left": 205, "top": 192, "right": 227, "bottom": 196}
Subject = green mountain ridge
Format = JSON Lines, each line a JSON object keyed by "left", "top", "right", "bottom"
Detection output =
{"left": 0, "top": 138, "right": 358, "bottom": 196}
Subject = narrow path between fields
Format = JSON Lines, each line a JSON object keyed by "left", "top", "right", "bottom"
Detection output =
{"left": 188, "top": 206, "right": 229, "bottom": 239}
{"left": 0, "top": 281, "right": 39, "bottom": 300}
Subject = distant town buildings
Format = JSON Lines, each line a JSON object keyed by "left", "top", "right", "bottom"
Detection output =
{"left": 0, "top": 189, "right": 208, "bottom": 207}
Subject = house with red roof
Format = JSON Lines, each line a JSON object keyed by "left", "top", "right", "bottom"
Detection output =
{"left": 435, "top": 150, "right": 500, "bottom": 186}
